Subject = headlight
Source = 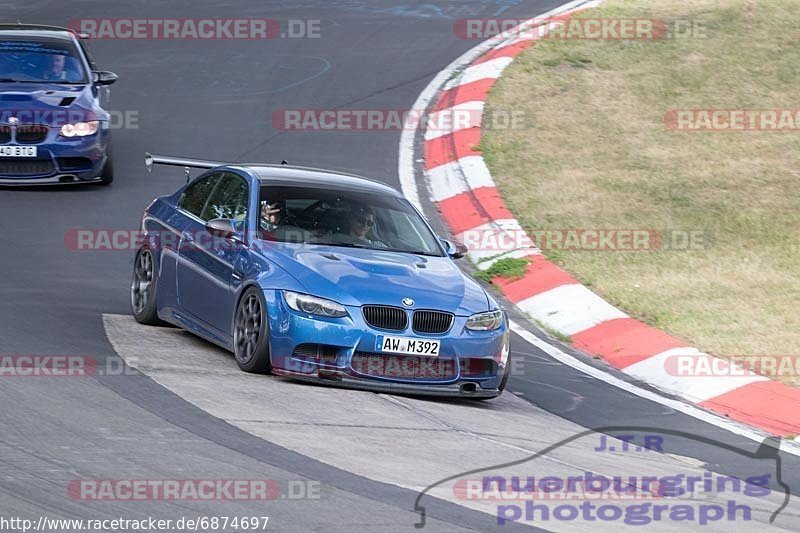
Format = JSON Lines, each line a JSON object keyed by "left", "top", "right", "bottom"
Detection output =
{"left": 60, "top": 121, "right": 99, "bottom": 137}
{"left": 283, "top": 291, "right": 347, "bottom": 318}
{"left": 466, "top": 309, "right": 503, "bottom": 331}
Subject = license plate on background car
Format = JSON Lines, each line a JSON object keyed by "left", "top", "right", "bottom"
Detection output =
{"left": 376, "top": 335, "right": 440, "bottom": 356}
{"left": 0, "top": 146, "right": 37, "bottom": 157}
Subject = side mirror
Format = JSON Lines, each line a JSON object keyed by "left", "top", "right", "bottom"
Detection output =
{"left": 206, "top": 218, "right": 242, "bottom": 241}
{"left": 440, "top": 238, "right": 468, "bottom": 259}
{"left": 92, "top": 70, "right": 118, "bottom": 86}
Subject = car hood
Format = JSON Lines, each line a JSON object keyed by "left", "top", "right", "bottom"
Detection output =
{"left": 255, "top": 242, "right": 491, "bottom": 315}
{"left": 0, "top": 82, "right": 100, "bottom": 126}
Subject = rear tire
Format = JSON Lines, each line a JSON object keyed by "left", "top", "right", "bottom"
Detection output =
{"left": 233, "top": 287, "right": 272, "bottom": 374}
{"left": 130, "top": 247, "right": 165, "bottom": 325}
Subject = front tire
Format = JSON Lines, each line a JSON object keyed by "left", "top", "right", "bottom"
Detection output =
{"left": 497, "top": 357, "right": 511, "bottom": 392}
{"left": 98, "top": 151, "right": 114, "bottom": 185}
{"left": 130, "top": 247, "right": 164, "bottom": 325}
{"left": 233, "top": 287, "right": 272, "bottom": 373}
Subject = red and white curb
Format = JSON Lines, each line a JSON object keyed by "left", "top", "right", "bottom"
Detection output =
{"left": 400, "top": 0, "right": 800, "bottom": 438}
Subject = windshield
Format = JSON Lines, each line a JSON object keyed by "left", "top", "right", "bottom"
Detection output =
{"left": 0, "top": 38, "right": 87, "bottom": 83}
{"left": 258, "top": 185, "right": 445, "bottom": 256}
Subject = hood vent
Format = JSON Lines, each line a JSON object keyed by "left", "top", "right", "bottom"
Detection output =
{"left": 59, "top": 96, "right": 76, "bottom": 107}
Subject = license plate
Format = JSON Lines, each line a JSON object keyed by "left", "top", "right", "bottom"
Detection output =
{"left": 376, "top": 335, "right": 440, "bottom": 356}
{"left": 0, "top": 146, "right": 37, "bottom": 157}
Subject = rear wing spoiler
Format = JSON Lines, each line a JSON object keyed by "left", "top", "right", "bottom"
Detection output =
{"left": 145, "top": 152, "right": 291, "bottom": 182}
{"left": 145, "top": 152, "right": 231, "bottom": 182}
{"left": 0, "top": 23, "right": 91, "bottom": 39}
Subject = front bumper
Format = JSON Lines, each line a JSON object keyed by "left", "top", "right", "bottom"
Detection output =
{"left": 265, "top": 290, "right": 510, "bottom": 398}
{"left": 0, "top": 128, "right": 109, "bottom": 185}
{"left": 273, "top": 367, "right": 501, "bottom": 398}
{"left": 0, "top": 173, "right": 106, "bottom": 185}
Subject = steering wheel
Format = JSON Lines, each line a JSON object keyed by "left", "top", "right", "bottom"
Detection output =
{"left": 300, "top": 200, "right": 327, "bottom": 214}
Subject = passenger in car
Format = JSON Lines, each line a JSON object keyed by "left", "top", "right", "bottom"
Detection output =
{"left": 259, "top": 200, "right": 282, "bottom": 232}
{"left": 258, "top": 199, "right": 310, "bottom": 243}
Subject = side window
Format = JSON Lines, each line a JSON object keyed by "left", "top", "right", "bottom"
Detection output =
{"left": 201, "top": 173, "right": 249, "bottom": 224}
{"left": 180, "top": 174, "right": 221, "bottom": 219}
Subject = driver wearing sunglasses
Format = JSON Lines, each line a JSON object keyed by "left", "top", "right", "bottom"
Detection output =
{"left": 349, "top": 208, "right": 375, "bottom": 240}
{"left": 341, "top": 205, "right": 385, "bottom": 248}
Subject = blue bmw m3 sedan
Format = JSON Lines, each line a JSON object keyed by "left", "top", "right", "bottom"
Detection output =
{"left": 0, "top": 24, "right": 117, "bottom": 185}
{"left": 131, "top": 154, "right": 510, "bottom": 398}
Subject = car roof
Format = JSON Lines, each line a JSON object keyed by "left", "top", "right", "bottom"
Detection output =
{"left": 0, "top": 24, "right": 77, "bottom": 41}
{"left": 245, "top": 165, "right": 403, "bottom": 197}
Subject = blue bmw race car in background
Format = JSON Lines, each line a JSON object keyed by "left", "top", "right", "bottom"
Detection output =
{"left": 0, "top": 24, "right": 117, "bottom": 185}
{"left": 132, "top": 154, "right": 511, "bottom": 398}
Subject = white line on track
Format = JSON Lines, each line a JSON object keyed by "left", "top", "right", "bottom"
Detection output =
{"left": 102, "top": 314, "right": 794, "bottom": 530}
{"left": 510, "top": 321, "right": 800, "bottom": 457}
{"left": 398, "top": 0, "right": 600, "bottom": 211}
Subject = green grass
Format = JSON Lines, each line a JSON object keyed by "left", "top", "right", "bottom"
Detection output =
{"left": 474, "top": 257, "right": 530, "bottom": 283}
{"left": 482, "top": 0, "right": 800, "bottom": 385}
{"left": 533, "top": 319, "right": 573, "bottom": 344}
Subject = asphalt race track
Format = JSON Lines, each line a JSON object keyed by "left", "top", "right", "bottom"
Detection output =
{"left": 1, "top": 1, "right": 799, "bottom": 531}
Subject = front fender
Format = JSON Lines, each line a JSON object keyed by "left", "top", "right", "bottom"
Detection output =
{"left": 228, "top": 250, "right": 308, "bottom": 328}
